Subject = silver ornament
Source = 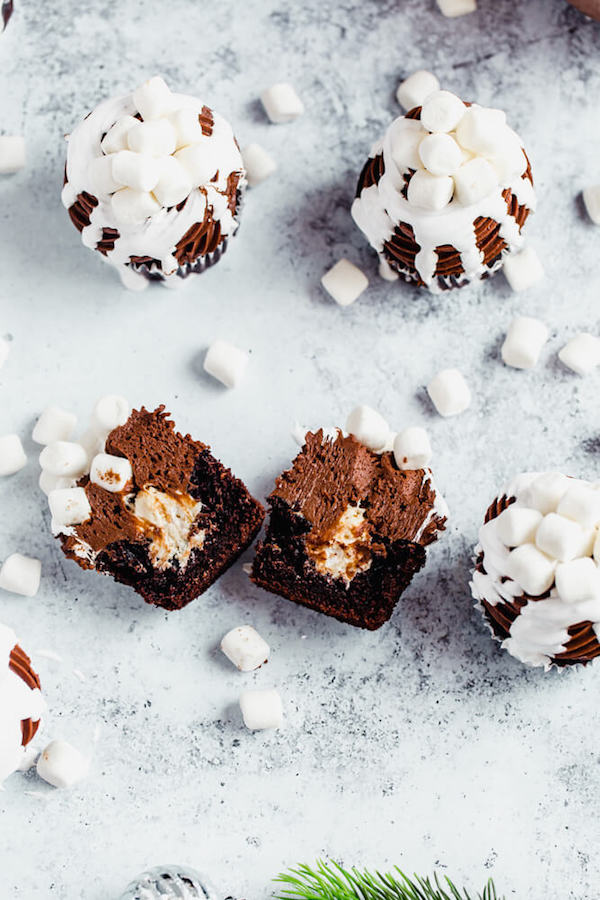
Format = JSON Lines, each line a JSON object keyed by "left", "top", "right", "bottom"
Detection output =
{"left": 119, "top": 865, "right": 219, "bottom": 900}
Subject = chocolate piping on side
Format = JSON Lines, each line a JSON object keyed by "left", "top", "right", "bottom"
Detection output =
{"left": 9, "top": 644, "right": 42, "bottom": 745}
{"left": 1, "top": 0, "right": 13, "bottom": 30}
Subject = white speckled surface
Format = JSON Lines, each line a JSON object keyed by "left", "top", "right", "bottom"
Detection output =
{"left": 1, "top": 1, "right": 600, "bottom": 897}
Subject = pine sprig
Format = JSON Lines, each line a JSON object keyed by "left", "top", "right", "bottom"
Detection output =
{"left": 274, "top": 861, "right": 502, "bottom": 900}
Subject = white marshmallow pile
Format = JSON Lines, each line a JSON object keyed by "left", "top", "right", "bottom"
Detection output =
{"left": 32, "top": 406, "right": 77, "bottom": 445}
{"left": 260, "top": 82, "right": 304, "bottom": 124}
{"left": 583, "top": 185, "right": 600, "bottom": 225}
{"left": 204, "top": 340, "right": 249, "bottom": 389}
{"left": 427, "top": 368, "right": 471, "bottom": 417}
{"left": 221, "top": 625, "right": 270, "bottom": 672}
{"left": 501, "top": 316, "right": 549, "bottom": 370}
{"left": 437, "top": 0, "right": 477, "bottom": 15}
{"left": 242, "top": 143, "right": 277, "bottom": 186}
{"left": 321, "top": 258, "right": 369, "bottom": 306}
{"left": 0, "top": 135, "right": 26, "bottom": 174}
{"left": 396, "top": 70, "right": 440, "bottom": 111}
{"left": 559, "top": 333, "right": 600, "bottom": 376}
{"left": 502, "top": 245, "right": 544, "bottom": 292}
{"left": 0, "top": 553, "right": 42, "bottom": 597}
{"left": 36, "top": 739, "right": 90, "bottom": 789}
{"left": 0, "top": 433, "right": 26, "bottom": 476}
{"left": 239, "top": 688, "right": 283, "bottom": 730}
{"left": 471, "top": 471, "right": 600, "bottom": 669}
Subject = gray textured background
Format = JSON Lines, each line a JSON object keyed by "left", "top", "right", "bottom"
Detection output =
{"left": 1, "top": 1, "right": 599, "bottom": 897}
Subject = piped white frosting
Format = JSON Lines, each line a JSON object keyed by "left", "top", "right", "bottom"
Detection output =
{"left": 0, "top": 623, "right": 45, "bottom": 785}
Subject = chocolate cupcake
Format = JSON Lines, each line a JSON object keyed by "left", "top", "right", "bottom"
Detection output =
{"left": 471, "top": 472, "right": 600, "bottom": 670}
{"left": 39, "top": 399, "right": 264, "bottom": 610}
{"left": 0, "top": 623, "right": 44, "bottom": 783}
{"left": 61, "top": 76, "right": 245, "bottom": 290}
{"left": 352, "top": 90, "right": 535, "bottom": 292}
{"left": 1, "top": 0, "right": 12, "bottom": 31}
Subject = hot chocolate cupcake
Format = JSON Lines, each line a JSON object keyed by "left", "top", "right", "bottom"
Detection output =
{"left": 471, "top": 472, "right": 600, "bottom": 669}
{"left": 62, "top": 76, "right": 245, "bottom": 290}
{"left": 352, "top": 90, "right": 535, "bottom": 292}
{"left": 0, "top": 623, "right": 44, "bottom": 783}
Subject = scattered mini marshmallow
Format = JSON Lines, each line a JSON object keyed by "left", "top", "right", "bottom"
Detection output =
{"left": 427, "top": 368, "right": 471, "bottom": 417}
{"left": 39, "top": 441, "right": 88, "bottom": 478}
{"left": 378, "top": 259, "right": 399, "bottom": 282}
{"left": 558, "top": 333, "right": 600, "bottom": 376}
{"left": 242, "top": 143, "right": 277, "bottom": 187}
{"left": 419, "top": 90, "right": 466, "bottom": 134}
{"left": 0, "top": 553, "right": 42, "bottom": 597}
{"left": 505, "top": 543, "right": 556, "bottom": 596}
{"left": 555, "top": 557, "right": 600, "bottom": 604}
{"left": 39, "top": 470, "right": 75, "bottom": 496}
{"left": 204, "top": 340, "right": 249, "bottom": 388}
{"left": 111, "top": 151, "right": 161, "bottom": 193}
{"left": 111, "top": 187, "right": 161, "bottom": 225}
{"left": 260, "top": 82, "right": 304, "bottom": 124}
{"left": 0, "top": 136, "right": 26, "bottom": 174}
{"left": 393, "top": 427, "right": 432, "bottom": 470}
{"left": 152, "top": 155, "right": 193, "bottom": 207}
{"left": 436, "top": 0, "right": 477, "bottom": 15}
{"left": 502, "top": 246, "right": 544, "bottom": 292}
{"left": 0, "top": 337, "right": 10, "bottom": 368}
{"left": 100, "top": 115, "right": 139, "bottom": 155}
{"left": 418, "top": 133, "right": 463, "bottom": 176}
{"left": 406, "top": 169, "right": 454, "bottom": 211}
{"left": 501, "top": 316, "right": 549, "bottom": 370}
{"left": 321, "top": 259, "right": 368, "bottom": 306}
{"left": 92, "top": 395, "right": 130, "bottom": 436}
{"left": 0, "top": 434, "right": 26, "bottom": 476}
{"left": 133, "top": 76, "right": 174, "bottom": 121}
{"left": 453, "top": 157, "right": 498, "bottom": 206}
{"left": 583, "top": 185, "right": 600, "bottom": 225}
{"left": 90, "top": 452, "right": 133, "bottom": 493}
{"left": 36, "top": 740, "right": 90, "bottom": 789}
{"left": 396, "top": 70, "right": 440, "bottom": 111}
{"left": 221, "top": 625, "right": 270, "bottom": 672}
{"left": 127, "top": 119, "right": 177, "bottom": 157}
{"left": 535, "top": 512, "right": 592, "bottom": 563}
{"left": 239, "top": 688, "right": 283, "bottom": 730}
{"left": 557, "top": 483, "right": 600, "bottom": 529}
{"left": 346, "top": 405, "right": 390, "bottom": 452}
{"left": 48, "top": 487, "right": 92, "bottom": 528}
{"left": 32, "top": 406, "right": 77, "bottom": 445}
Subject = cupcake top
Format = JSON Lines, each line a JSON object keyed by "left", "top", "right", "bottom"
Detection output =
{"left": 0, "top": 623, "right": 44, "bottom": 783}
{"left": 352, "top": 90, "right": 535, "bottom": 292}
{"left": 61, "top": 76, "right": 245, "bottom": 278}
{"left": 471, "top": 471, "right": 600, "bottom": 670}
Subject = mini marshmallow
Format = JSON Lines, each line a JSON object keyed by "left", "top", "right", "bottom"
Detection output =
{"left": 501, "top": 316, "right": 549, "bottom": 370}
{"left": 152, "top": 155, "right": 193, "bottom": 208}
{"left": 393, "top": 427, "right": 432, "bottom": 470}
{"left": 583, "top": 185, "right": 600, "bottom": 225}
{"left": 0, "top": 136, "right": 26, "bottom": 174}
{"left": 488, "top": 134, "right": 527, "bottom": 182}
{"left": 111, "top": 188, "right": 161, "bottom": 225}
{"left": 555, "top": 557, "right": 600, "bottom": 604}
{"left": 390, "top": 120, "right": 428, "bottom": 171}
{"left": 242, "top": 143, "right": 277, "bottom": 187}
{"left": 0, "top": 337, "right": 10, "bottom": 369}
{"left": 90, "top": 452, "right": 133, "bottom": 493}
{"left": 321, "top": 259, "right": 368, "bottom": 306}
{"left": 502, "top": 246, "right": 544, "bottom": 293}
{"left": 419, "top": 90, "right": 466, "bottom": 134}
{"left": 111, "top": 151, "right": 161, "bottom": 193}
{"left": 239, "top": 689, "right": 283, "bottom": 730}
{"left": 558, "top": 333, "right": 600, "bottom": 376}
{"left": 505, "top": 543, "right": 556, "bottom": 596}
{"left": 495, "top": 506, "right": 543, "bottom": 547}
{"left": 418, "top": 132, "right": 462, "bottom": 176}
{"left": 92, "top": 395, "right": 130, "bottom": 435}
{"left": 0, "top": 434, "right": 27, "bottom": 476}
{"left": 204, "top": 340, "right": 249, "bottom": 389}
{"left": 557, "top": 483, "right": 600, "bottom": 528}
{"left": 39, "top": 441, "right": 88, "bottom": 477}
{"left": 38, "top": 471, "right": 75, "bottom": 496}
{"left": 453, "top": 157, "right": 498, "bottom": 206}
{"left": 36, "top": 740, "right": 90, "bottom": 789}
{"left": 32, "top": 406, "right": 77, "bottom": 445}
{"left": 427, "top": 368, "right": 471, "bottom": 417}
{"left": 0, "top": 553, "right": 41, "bottom": 597}
{"left": 455, "top": 107, "right": 507, "bottom": 156}
{"left": 523, "top": 472, "right": 569, "bottom": 515}
{"left": 221, "top": 625, "right": 270, "bottom": 671}
{"left": 260, "top": 82, "right": 304, "bottom": 124}
{"left": 379, "top": 259, "right": 399, "bottom": 281}
{"left": 88, "top": 154, "right": 122, "bottom": 197}
{"left": 100, "top": 115, "right": 139, "bottom": 155}
{"left": 48, "top": 487, "right": 92, "bottom": 528}
{"left": 168, "top": 108, "right": 204, "bottom": 150}
{"left": 127, "top": 118, "right": 177, "bottom": 157}
{"left": 535, "top": 512, "right": 592, "bottom": 563}
{"left": 346, "top": 405, "right": 390, "bottom": 452}
{"left": 396, "top": 70, "right": 440, "bottom": 111}
{"left": 436, "top": 0, "right": 477, "bottom": 14}
{"left": 133, "top": 76, "right": 174, "bottom": 121}
{"left": 174, "top": 143, "right": 218, "bottom": 188}
{"left": 407, "top": 169, "right": 454, "bottom": 211}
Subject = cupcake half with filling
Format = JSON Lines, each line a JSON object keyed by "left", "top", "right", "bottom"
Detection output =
{"left": 0, "top": 623, "right": 44, "bottom": 784}
{"left": 352, "top": 90, "right": 535, "bottom": 293}
{"left": 62, "top": 76, "right": 245, "bottom": 291}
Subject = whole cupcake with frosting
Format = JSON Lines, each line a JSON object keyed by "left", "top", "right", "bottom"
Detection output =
{"left": 62, "top": 76, "right": 245, "bottom": 291}
{"left": 471, "top": 472, "right": 600, "bottom": 670}
{"left": 0, "top": 623, "right": 44, "bottom": 783}
{"left": 352, "top": 89, "right": 535, "bottom": 293}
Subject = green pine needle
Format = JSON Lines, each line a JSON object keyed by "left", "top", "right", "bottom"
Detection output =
{"left": 274, "top": 860, "right": 502, "bottom": 900}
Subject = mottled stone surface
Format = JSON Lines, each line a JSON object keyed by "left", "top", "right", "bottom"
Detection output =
{"left": 0, "top": 0, "right": 599, "bottom": 897}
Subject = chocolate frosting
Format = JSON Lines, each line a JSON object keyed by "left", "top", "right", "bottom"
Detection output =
{"left": 9, "top": 644, "right": 41, "bottom": 746}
